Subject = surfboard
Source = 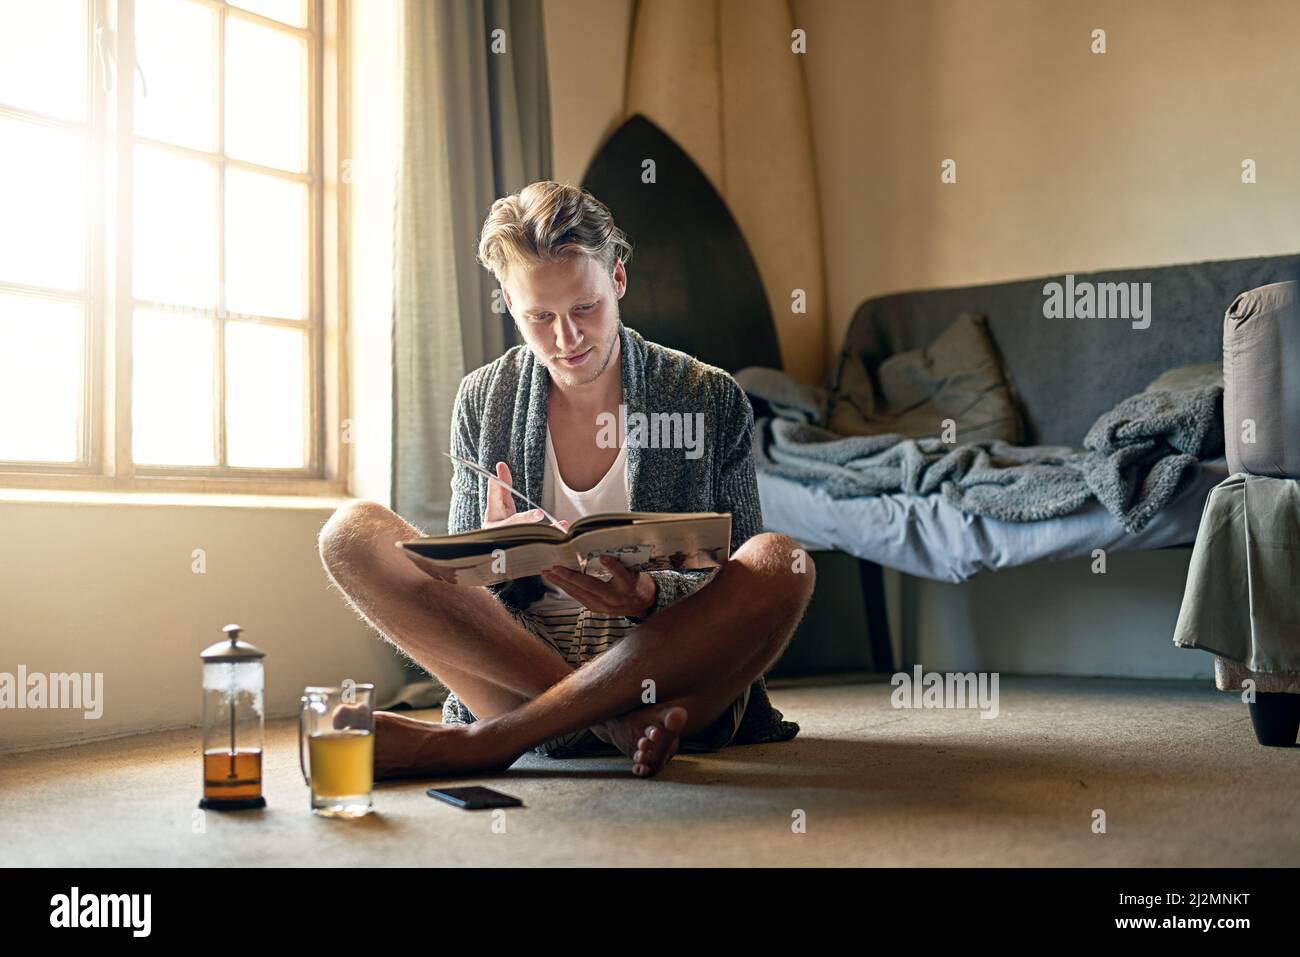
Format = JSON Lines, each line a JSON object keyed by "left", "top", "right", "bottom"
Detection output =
{"left": 581, "top": 114, "right": 782, "bottom": 374}
{"left": 620, "top": 0, "right": 827, "bottom": 384}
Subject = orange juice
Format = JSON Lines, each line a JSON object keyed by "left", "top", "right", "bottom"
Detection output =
{"left": 307, "top": 729, "right": 373, "bottom": 799}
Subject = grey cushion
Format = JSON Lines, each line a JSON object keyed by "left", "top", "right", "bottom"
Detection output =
{"left": 828, "top": 312, "right": 1023, "bottom": 443}
{"left": 1223, "top": 281, "right": 1300, "bottom": 478}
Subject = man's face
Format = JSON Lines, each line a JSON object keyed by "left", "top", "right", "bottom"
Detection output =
{"left": 503, "top": 254, "right": 626, "bottom": 389}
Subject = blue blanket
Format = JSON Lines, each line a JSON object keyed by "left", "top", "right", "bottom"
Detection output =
{"left": 746, "top": 374, "right": 1223, "bottom": 534}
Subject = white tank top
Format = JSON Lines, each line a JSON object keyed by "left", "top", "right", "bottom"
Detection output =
{"left": 532, "top": 423, "right": 630, "bottom": 612}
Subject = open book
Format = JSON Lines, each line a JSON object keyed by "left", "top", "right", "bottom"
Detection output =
{"left": 398, "top": 512, "right": 731, "bottom": 587}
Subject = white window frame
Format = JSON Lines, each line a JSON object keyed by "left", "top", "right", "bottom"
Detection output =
{"left": 0, "top": 0, "right": 348, "bottom": 496}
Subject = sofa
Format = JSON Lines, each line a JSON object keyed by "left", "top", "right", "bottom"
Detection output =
{"left": 749, "top": 254, "right": 1300, "bottom": 744}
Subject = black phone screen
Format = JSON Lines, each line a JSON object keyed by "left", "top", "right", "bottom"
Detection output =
{"left": 426, "top": 786, "right": 523, "bottom": 810}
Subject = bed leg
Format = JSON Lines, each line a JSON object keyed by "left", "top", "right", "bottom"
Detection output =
{"left": 857, "top": 558, "right": 895, "bottom": 674}
{"left": 1248, "top": 692, "right": 1300, "bottom": 747}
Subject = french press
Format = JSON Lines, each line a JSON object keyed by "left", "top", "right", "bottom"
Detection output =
{"left": 199, "top": 624, "right": 267, "bottom": 810}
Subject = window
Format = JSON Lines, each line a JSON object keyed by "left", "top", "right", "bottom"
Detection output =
{"left": 0, "top": 0, "right": 346, "bottom": 493}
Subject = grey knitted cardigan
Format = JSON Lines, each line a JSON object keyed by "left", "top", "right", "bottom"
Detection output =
{"left": 441, "top": 321, "right": 799, "bottom": 746}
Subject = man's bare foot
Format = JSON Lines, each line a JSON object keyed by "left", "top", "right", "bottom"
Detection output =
{"left": 590, "top": 704, "right": 679, "bottom": 759}
{"left": 370, "top": 711, "right": 519, "bottom": 780}
{"left": 591, "top": 704, "right": 688, "bottom": 777}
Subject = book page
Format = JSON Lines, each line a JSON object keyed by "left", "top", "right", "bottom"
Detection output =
{"left": 400, "top": 514, "right": 731, "bottom": 587}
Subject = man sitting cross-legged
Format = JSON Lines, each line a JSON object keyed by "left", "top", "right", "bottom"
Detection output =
{"left": 318, "top": 182, "right": 815, "bottom": 779}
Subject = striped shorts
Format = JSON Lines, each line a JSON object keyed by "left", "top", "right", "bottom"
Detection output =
{"left": 440, "top": 603, "right": 750, "bottom": 758}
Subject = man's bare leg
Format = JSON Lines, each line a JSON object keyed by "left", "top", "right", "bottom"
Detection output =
{"left": 318, "top": 501, "right": 670, "bottom": 752}
{"left": 318, "top": 501, "right": 579, "bottom": 721}
{"left": 361, "top": 529, "right": 816, "bottom": 779}
{"left": 319, "top": 502, "right": 698, "bottom": 749}
{"left": 319, "top": 501, "right": 805, "bottom": 775}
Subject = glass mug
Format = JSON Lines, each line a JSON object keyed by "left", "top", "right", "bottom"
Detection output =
{"left": 298, "top": 684, "right": 375, "bottom": 818}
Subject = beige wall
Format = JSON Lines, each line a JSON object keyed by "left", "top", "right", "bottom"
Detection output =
{"left": 543, "top": 0, "right": 635, "bottom": 187}
{"left": 0, "top": 495, "right": 408, "bottom": 751}
{"left": 794, "top": 0, "right": 1300, "bottom": 372}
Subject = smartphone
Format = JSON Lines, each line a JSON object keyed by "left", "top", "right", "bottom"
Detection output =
{"left": 426, "top": 786, "right": 523, "bottom": 810}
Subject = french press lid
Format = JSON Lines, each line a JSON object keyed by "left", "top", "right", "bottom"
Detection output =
{"left": 200, "top": 624, "right": 267, "bottom": 662}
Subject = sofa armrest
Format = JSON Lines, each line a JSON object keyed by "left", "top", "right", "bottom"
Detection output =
{"left": 1223, "top": 281, "right": 1300, "bottom": 477}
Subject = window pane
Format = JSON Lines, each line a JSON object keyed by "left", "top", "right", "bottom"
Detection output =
{"left": 0, "top": 0, "right": 86, "bottom": 121}
{"left": 225, "top": 169, "right": 307, "bottom": 320}
{"left": 0, "top": 293, "right": 83, "bottom": 462}
{"left": 228, "top": 0, "right": 306, "bottom": 29}
{"left": 134, "top": 0, "right": 217, "bottom": 151}
{"left": 225, "top": 321, "right": 306, "bottom": 468}
{"left": 0, "top": 117, "right": 85, "bottom": 292}
{"left": 225, "top": 17, "right": 306, "bottom": 172}
{"left": 133, "top": 146, "right": 218, "bottom": 310}
{"left": 132, "top": 309, "right": 216, "bottom": 466}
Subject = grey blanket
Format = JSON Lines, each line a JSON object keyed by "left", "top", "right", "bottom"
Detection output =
{"left": 751, "top": 385, "right": 1224, "bottom": 534}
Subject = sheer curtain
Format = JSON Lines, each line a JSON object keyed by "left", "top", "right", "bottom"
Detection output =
{"left": 393, "top": 0, "right": 552, "bottom": 536}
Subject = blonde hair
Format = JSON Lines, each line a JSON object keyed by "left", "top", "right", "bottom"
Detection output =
{"left": 476, "top": 181, "right": 632, "bottom": 284}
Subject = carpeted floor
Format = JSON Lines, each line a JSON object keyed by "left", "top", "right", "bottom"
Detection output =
{"left": 2, "top": 676, "right": 1296, "bottom": 867}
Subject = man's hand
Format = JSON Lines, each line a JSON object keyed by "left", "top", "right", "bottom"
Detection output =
{"left": 541, "top": 556, "right": 657, "bottom": 618}
{"left": 483, "top": 461, "right": 651, "bottom": 613}
{"left": 482, "top": 461, "right": 569, "bottom": 532}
